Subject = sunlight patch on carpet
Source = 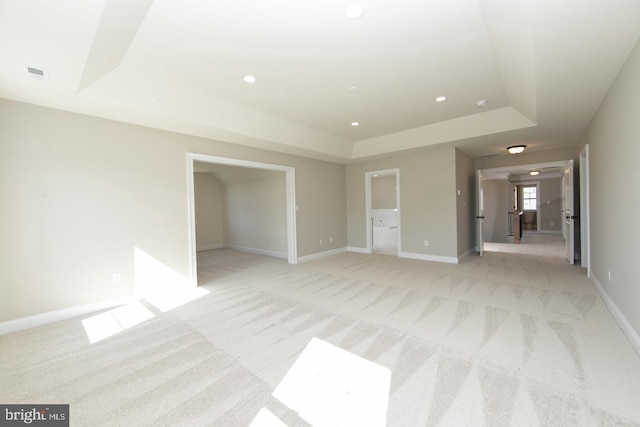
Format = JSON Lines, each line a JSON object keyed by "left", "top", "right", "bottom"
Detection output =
{"left": 81, "top": 301, "right": 154, "bottom": 343}
{"left": 272, "top": 337, "right": 391, "bottom": 427}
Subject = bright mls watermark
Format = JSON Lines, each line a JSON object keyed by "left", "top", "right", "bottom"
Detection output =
{"left": 1, "top": 405, "right": 68, "bottom": 426}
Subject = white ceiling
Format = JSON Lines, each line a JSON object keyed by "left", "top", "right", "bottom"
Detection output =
{"left": 1, "top": 0, "right": 639, "bottom": 163}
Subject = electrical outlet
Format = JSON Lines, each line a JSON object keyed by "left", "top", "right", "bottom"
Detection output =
{"left": 112, "top": 273, "right": 121, "bottom": 285}
{"left": 329, "top": 237, "right": 333, "bottom": 243}
{"left": 424, "top": 240, "right": 429, "bottom": 247}
{"left": 319, "top": 239, "right": 323, "bottom": 245}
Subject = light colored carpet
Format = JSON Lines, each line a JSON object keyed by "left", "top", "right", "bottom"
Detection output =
{"left": 485, "top": 232, "right": 567, "bottom": 258}
{"left": 1, "top": 249, "right": 640, "bottom": 426}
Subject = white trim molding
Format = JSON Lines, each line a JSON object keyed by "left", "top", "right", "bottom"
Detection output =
{"left": 579, "top": 144, "right": 591, "bottom": 275}
{"left": 457, "top": 248, "right": 475, "bottom": 262}
{"left": 297, "top": 247, "right": 347, "bottom": 263}
{"left": 347, "top": 247, "right": 370, "bottom": 254}
{"left": 0, "top": 295, "right": 140, "bottom": 336}
{"left": 399, "top": 251, "right": 459, "bottom": 264}
{"left": 186, "top": 152, "right": 298, "bottom": 288}
{"left": 197, "top": 244, "right": 224, "bottom": 251}
{"left": 365, "top": 168, "right": 401, "bottom": 256}
{"left": 591, "top": 273, "right": 640, "bottom": 356}
{"left": 227, "top": 245, "right": 288, "bottom": 259}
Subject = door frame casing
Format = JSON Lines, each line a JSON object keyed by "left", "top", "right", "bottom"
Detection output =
{"left": 186, "top": 153, "right": 298, "bottom": 287}
{"left": 365, "top": 168, "right": 401, "bottom": 255}
{"left": 476, "top": 170, "right": 484, "bottom": 255}
{"left": 580, "top": 145, "right": 591, "bottom": 275}
{"left": 563, "top": 159, "right": 576, "bottom": 264}
{"left": 477, "top": 160, "right": 572, "bottom": 257}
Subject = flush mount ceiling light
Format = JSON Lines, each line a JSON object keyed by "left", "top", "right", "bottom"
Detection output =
{"left": 435, "top": 96, "right": 447, "bottom": 102}
{"left": 476, "top": 99, "right": 488, "bottom": 108}
{"left": 243, "top": 75, "right": 257, "bottom": 83}
{"left": 346, "top": 4, "right": 364, "bottom": 19}
{"left": 351, "top": 121, "right": 360, "bottom": 127}
{"left": 507, "top": 145, "right": 526, "bottom": 154}
{"left": 529, "top": 170, "right": 540, "bottom": 176}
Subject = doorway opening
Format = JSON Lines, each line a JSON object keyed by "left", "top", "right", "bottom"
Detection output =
{"left": 477, "top": 161, "right": 574, "bottom": 262}
{"left": 365, "top": 169, "right": 400, "bottom": 255}
{"left": 186, "top": 153, "right": 298, "bottom": 287}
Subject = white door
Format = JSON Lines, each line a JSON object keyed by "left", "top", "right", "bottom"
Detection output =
{"left": 476, "top": 170, "right": 485, "bottom": 256}
{"left": 563, "top": 161, "right": 576, "bottom": 264}
{"left": 580, "top": 145, "right": 590, "bottom": 275}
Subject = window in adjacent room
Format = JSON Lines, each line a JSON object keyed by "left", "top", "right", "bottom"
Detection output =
{"left": 522, "top": 186, "right": 537, "bottom": 210}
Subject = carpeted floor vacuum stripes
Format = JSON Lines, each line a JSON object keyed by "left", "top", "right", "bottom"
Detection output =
{"left": 1, "top": 249, "right": 640, "bottom": 426}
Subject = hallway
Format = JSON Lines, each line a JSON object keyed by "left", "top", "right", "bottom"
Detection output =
{"left": 484, "top": 232, "right": 566, "bottom": 258}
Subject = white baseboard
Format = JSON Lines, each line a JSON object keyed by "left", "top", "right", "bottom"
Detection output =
{"left": 457, "top": 248, "right": 475, "bottom": 261}
{"left": 346, "top": 247, "right": 459, "bottom": 265}
{"left": 591, "top": 273, "right": 640, "bottom": 356}
{"left": 297, "top": 247, "right": 347, "bottom": 263}
{"left": 399, "top": 251, "right": 459, "bottom": 264}
{"left": 197, "top": 243, "right": 223, "bottom": 251}
{"left": 0, "top": 295, "right": 140, "bottom": 336}
{"left": 227, "top": 245, "right": 287, "bottom": 259}
{"left": 347, "top": 247, "right": 371, "bottom": 254}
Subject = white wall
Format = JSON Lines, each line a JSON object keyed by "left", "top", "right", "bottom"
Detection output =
{"left": 371, "top": 176, "right": 396, "bottom": 209}
{"left": 221, "top": 169, "right": 287, "bottom": 257}
{"left": 579, "top": 39, "right": 640, "bottom": 338}
{"left": 539, "top": 178, "right": 562, "bottom": 232}
{"left": 475, "top": 147, "right": 577, "bottom": 170}
{"left": 347, "top": 146, "right": 458, "bottom": 258}
{"left": 455, "top": 149, "right": 476, "bottom": 255}
{"left": 0, "top": 98, "right": 347, "bottom": 322}
{"left": 194, "top": 173, "right": 223, "bottom": 250}
{"left": 483, "top": 179, "right": 511, "bottom": 243}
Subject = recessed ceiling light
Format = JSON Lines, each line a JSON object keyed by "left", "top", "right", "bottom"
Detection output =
{"left": 351, "top": 121, "right": 360, "bottom": 127}
{"left": 243, "top": 75, "right": 257, "bottom": 83}
{"left": 346, "top": 4, "right": 364, "bottom": 19}
{"left": 435, "top": 96, "right": 447, "bottom": 102}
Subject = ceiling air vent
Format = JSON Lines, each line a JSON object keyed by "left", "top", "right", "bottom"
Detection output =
{"left": 26, "top": 66, "right": 48, "bottom": 81}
